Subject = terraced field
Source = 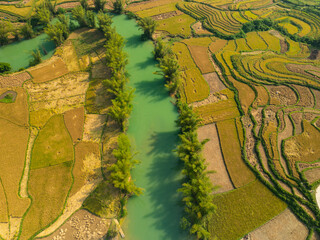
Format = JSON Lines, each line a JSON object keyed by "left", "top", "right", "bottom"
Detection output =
{"left": 124, "top": 0, "right": 320, "bottom": 239}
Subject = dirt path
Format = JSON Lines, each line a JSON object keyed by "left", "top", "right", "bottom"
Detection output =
{"left": 19, "top": 128, "right": 38, "bottom": 198}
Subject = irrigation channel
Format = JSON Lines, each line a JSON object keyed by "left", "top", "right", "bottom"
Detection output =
{"left": 0, "top": 33, "right": 55, "bottom": 71}
{"left": 112, "top": 15, "right": 187, "bottom": 240}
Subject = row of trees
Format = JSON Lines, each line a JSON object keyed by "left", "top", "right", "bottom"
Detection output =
{"left": 153, "top": 39, "right": 181, "bottom": 94}
{"left": 176, "top": 102, "right": 216, "bottom": 240}
{"left": 97, "top": 13, "right": 142, "bottom": 197}
{"left": 152, "top": 38, "right": 216, "bottom": 239}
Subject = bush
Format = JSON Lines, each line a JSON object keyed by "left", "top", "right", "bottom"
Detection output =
{"left": 0, "top": 62, "right": 11, "bottom": 73}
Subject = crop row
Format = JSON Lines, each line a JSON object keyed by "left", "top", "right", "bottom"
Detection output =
{"left": 177, "top": 2, "right": 248, "bottom": 36}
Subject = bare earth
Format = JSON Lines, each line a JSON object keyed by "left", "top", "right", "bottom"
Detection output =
{"left": 197, "top": 123, "right": 234, "bottom": 193}
{"left": 247, "top": 208, "right": 309, "bottom": 240}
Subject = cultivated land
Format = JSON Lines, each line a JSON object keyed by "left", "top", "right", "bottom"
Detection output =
{"left": 1, "top": 0, "right": 320, "bottom": 239}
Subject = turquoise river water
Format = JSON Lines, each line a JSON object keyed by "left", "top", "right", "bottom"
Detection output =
{"left": 0, "top": 34, "right": 55, "bottom": 71}
{"left": 112, "top": 15, "right": 187, "bottom": 240}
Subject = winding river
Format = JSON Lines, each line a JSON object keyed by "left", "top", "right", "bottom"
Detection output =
{"left": 112, "top": 15, "right": 187, "bottom": 240}
{"left": 0, "top": 34, "right": 55, "bottom": 71}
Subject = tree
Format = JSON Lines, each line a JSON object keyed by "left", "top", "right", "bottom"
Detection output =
{"left": 94, "top": 0, "right": 106, "bottom": 11}
{"left": 108, "top": 133, "right": 142, "bottom": 196}
{"left": 113, "top": 0, "right": 124, "bottom": 14}
{"left": 34, "top": 6, "right": 52, "bottom": 26}
{"left": 43, "top": 0, "right": 56, "bottom": 15}
{"left": 0, "top": 21, "right": 12, "bottom": 46}
{"left": 103, "top": 73, "right": 128, "bottom": 97}
{"left": 86, "top": 10, "right": 96, "bottom": 28}
{"left": 80, "top": 0, "right": 89, "bottom": 10}
{"left": 45, "top": 22, "right": 69, "bottom": 46}
{"left": 108, "top": 89, "right": 134, "bottom": 131}
{"left": 138, "top": 17, "right": 158, "bottom": 40}
{"left": 72, "top": 5, "right": 87, "bottom": 27}
{"left": 29, "top": 50, "right": 42, "bottom": 66}
{"left": 97, "top": 10, "right": 112, "bottom": 31}
{"left": 0, "top": 62, "right": 11, "bottom": 73}
{"left": 20, "top": 22, "right": 34, "bottom": 39}
{"left": 176, "top": 102, "right": 201, "bottom": 133}
{"left": 153, "top": 39, "right": 172, "bottom": 60}
{"left": 157, "top": 56, "right": 180, "bottom": 82}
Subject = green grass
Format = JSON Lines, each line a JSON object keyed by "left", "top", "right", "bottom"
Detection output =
{"left": 0, "top": 94, "right": 14, "bottom": 103}
{"left": 30, "top": 114, "right": 74, "bottom": 169}
{"left": 209, "top": 180, "right": 287, "bottom": 240}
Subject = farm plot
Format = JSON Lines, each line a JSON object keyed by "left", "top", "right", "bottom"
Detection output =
{"left": 187, "top": 45, "right": 215, "bottom": 74}
{"left": 216, "top": 118, "right": 256, "bottom": 188}
{"left": 177, "top": 2, "right": 248, "bottom": 36}
{"left": 24, "top": 72, "right": 90, "bottom": 113}
{"left": 172, "top": 42, "right": 209, "bottom": 103}
{"left": 126, "top": 0, "right": 182, "bottom": 12}
{"left": 134, "top": 2, "right": 181, "bottom": 18}
{"left": 156, "top": 14, "right": 195, "bottom": 36}
{"left": 209, "top": 180, "right": 287, "bottom": 240}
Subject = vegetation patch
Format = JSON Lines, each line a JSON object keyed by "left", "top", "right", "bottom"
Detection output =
{"left": 30, "top": 114, "right": 74, "bottom": 169}
{"left": 156, "top": 14, "right": 195, "bottom": 37}
{"left": 19, "top": 162, "right": 73, "bottom": 240}
{"left": 209, "top": 180, "right": 287, "bottom": 240}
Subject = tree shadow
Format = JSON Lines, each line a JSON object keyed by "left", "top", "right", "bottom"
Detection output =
{"left": 134, "top": 56, "right": 156, "bottom": 70}
{"left": 125, "top": 34, "right": 142, "bottom": 48}
{"left": 133, "top": 78, "right": 168, "bottom": 102}
{"left": 142, "top": 130, "right": 191, "bottom": 240}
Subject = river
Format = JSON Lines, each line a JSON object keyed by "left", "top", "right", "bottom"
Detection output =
{"left": 112, "top": 15, "right": 187, "bottom": 240}
{"left": 0, "top": 34, "right": 55, "bottom": 71}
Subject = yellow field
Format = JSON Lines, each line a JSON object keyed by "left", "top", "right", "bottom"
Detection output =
{"left": 156, "top": 14, "right": 195, "bottom": 36}
{"left": 258, "top": 31, "right": 281, "bottom": 52}
{"left": 286, "top": 38, "right": 301, "bottom": 56}
{"left": 135, "top": 2, "right": 178, "bottom": 18}
{"left": 19, "top": 163, "right": 73, "bottom": 240}
{"left": 246, "top": 32, "right": 268, "bottom": 50}
{"left": 172, "top": 42, "right": 209, "bottom": 103}
{"left": 216, "top": 118, "right": 256, "bottom": 188}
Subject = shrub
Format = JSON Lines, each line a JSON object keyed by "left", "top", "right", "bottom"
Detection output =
{"left": 0, "top": 62, "right": 11, "bottom": 73}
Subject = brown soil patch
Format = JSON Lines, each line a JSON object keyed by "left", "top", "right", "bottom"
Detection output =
{"left": 265, "top": 85, "right": 297, "bottom": 106}
{"left": 0, "top": 72, "right": 31, "bottom": 88}
{"left": 83, "top": 114, "right": 107, "bottom": 143}
{"left": 209, "top": 39, "right": 228, "bottom": 54}
{"left": 308, "top": 49, "right": 320, "bottom": 60}
{"left": 304, "top": 167, "right": 320, "bottom": 184}
{"left": 38, "top": 209, "right": 110, "bottom": 240}
{"left": 0, "top": 87, "right": 28, "bottom": 126}
{"left": 203, "top": 72, "right": 226, "bottom": 94}
{"left": 24, "top": 72, "right": 89, "bottom": 112}
{"left": 55, "top": 1, "right": 80, "bottom": 10}
{"left": 91, "top": 61, "right": 111, "bottom": 79}
{"left": 192, "top": 21, "right": 212, "bottom": 35}
{"left": 188, "top": 45, "right": 215, "bottom": 74}
{"left": 29, "top": 57, "right": 69, "bottom": 83}
{"left": 190, "top": 92, "right": 228, "bottom": 108}
{"left": 0, "top": 119, "right": 30, "bottom": 218}
{"left": 312, "top": 89, "right": 320, "bottom": 109}
{"left": 293, "top": 85, "right": 314, "bottom": 107}
{"left": 151, "top": 11, "right": 178, "bottom": 20}
{"left": 286, "top": 64, "right": 320, "bottom": 80}
{"left": 198, "top": 124, "right": 234, "bottom": 193}
{"left": 64, "top": 107, "right": 85, "bottom": 143}
{"left": 248, "top": 208, "right": 308, "bottom": 240}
